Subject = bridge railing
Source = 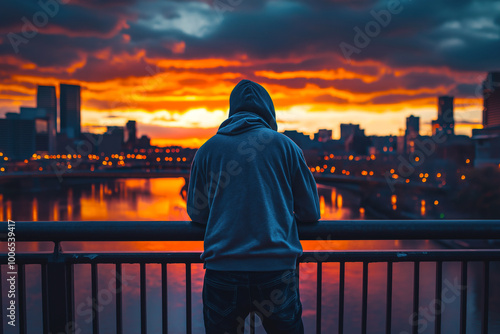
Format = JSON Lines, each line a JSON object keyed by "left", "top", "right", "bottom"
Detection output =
{"left": 1, "top": 220, "right": 500, "bottom": 334}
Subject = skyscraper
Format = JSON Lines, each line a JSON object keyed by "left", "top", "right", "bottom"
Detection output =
{"left": 472, "top": 72, "right": 500, "bottom": 167}
{"left": 60, "top": 84, "right": 81, "bottom": 139}
{"left": 125, "top": 120, "right": 137, "bottom": 147}
{"left": 483, "top": 72, "right": 500, "bottom": 128}
{"left": 37, "top": 85, "right": 57, "bottom": 153}
{"left": 432, "top": 96, "right": 454, "bottom": 136}
{"left": 405, "top": 115, "right": 420, "bottom": 154}
{"left": 405, "top": 115, "right": 419, "bottom": 137}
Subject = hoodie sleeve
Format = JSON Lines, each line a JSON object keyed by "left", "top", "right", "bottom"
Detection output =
{"left": 292, "top": 148, "right": 321, "bottom": 223}
{"left": 187, "top": 152, "right": 209, "bottom": 225}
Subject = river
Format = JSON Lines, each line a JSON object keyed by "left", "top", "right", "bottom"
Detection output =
{"left": 1, "top": 178, "right": 498, "bottom": 333}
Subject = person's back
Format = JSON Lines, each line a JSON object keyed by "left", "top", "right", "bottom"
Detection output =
{"left": 187, "top": 79, "right": 320, "bottom": 334}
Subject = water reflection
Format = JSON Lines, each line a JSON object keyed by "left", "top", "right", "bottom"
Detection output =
{"left": 0, "top": 178, "right": 498, "bottom": 333}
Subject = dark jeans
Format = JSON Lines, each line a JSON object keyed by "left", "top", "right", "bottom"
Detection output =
{"left": 203, "top": 268, "right": 304, "bottom": 334}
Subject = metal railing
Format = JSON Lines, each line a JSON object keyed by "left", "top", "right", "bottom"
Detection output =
{"left": 1, "top": 220, "right": 500, "bottom": 334}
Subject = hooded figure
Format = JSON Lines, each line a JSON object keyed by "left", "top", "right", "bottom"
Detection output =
{"left": 187, "top": 79, "right": 319, "bottom": 333}
{"left": 187, "top": 79, "right": 319, "bottom": 268}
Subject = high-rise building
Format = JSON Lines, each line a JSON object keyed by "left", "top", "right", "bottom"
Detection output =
{"left": 472, "top": 72, "right": 500, "bottom": 167}
{"left": 340, "top": 123, "right": 363, "bottom": 141}
{"left": 125, "top": 120, "right": 137, "bottom": 147}
{"left": 99, "top": 126, "right": 124, "bottom": 155}
{"left": 37, "top": 85, "right": 57, "bottom": 153}
{"left": 405, "top": 115, "right": 419, "bottom": 137}
{"left": 340, "top": 123, "right": 370, "bottom": 154}
{"left": 314, "top": 129, "right": 332, "bottom": 142}
{"left": 432, "top": 96, "right": 454, "bottom": 136}
{"left": 483, "top": 72, "right": 500, "bottom": 128}
{"left": 405, "top": 115, "right": 420, "bottom": 154}
{"left": 369, "top": 135, "right": 397, "bottom": 154}
{"left": 19, "top": 107, "right": 50, "bottom": 152}
{"left": 137, "top": 135, "right": 151, "bottom": 148}
{"left": 60, "top": 84, "right": 81, "bottom": 139}
{"left": 0, "top": 116, "right": 36, "bottom": 160}
{"left": 282, "top": 130, "right": 314, "bottom": 150}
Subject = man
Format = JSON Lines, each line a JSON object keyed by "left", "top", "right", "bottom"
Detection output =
{"left": 187, "top": 79, "right": 320, "bottom": 334}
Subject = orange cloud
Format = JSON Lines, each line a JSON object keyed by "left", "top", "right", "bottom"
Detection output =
{"left": 1, "top": 51, "right": 487, "bottom": 146}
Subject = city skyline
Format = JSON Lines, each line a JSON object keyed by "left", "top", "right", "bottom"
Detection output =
{"left": 0, "top": 75, "right": 493, "bottom": 149}
{"left": 2, "top": 1, "right": 500, "bottom": 147}
{"left": 1, "top": 2, "right": 500, "bottom": 333}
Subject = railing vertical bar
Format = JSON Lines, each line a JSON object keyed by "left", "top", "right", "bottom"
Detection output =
{"left": 18, "top": 264, "right": 27, "bottom": 334}
{"left": 460, "top": 261, "right": 468, "bottom": 334}
{"left": 41, "top": 264, "right": 49, "bottom": 334}
{"left": 140, "top": 262, "right": 147, "bottom": 334}
{"left": 162, "top": 263, "right": 168, "bottom": 334}
{"left": 412, "top": 261, "right": 420, "bottom": 334}
{"left": 186, "top": 263, "right": 192, "bottom": 334}
{"left": 316, "top": 262, "right": 322, "bottom": 334}
{"left": 91, "top": 262, "right": 99, "bottom": 334}
{"left": 116, "top": 263, "right": 123, "bottom": 334}
{"left": 338, "top": 261, "right": 345, "bottom": 334}
{"left": 482, "top": 261, "right": 489, "bottom": 334}
{"left": 385, "top": 262, "right": 392, "bottom": 334}
{"left": 361, "top": 262, "right": 368, "bottom": 334}
{"left": 435, "top": 261, "right": 442, "bottom": 334}
{"left": 249, "top": 312, "right": 255, "bottom": 334}
{"left": 0, "top": 266, "right": 3, "bottom": 332}
{"left": 66, "top": 263, "right": 74, "bottom": 333}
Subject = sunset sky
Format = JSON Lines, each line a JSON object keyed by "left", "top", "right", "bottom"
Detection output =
{"left": 1, "top": 0, "right": 499, "bottom": 147}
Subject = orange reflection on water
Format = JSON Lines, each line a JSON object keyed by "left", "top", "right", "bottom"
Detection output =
{"left": 6, "top": 200, "right": 11, "bottom": 220}
{"left": 67, "top": 188, "right": 73, "bottom": 220}
{"left": 337, "top": 194, "right": 343, "bottom": 208}
{"left": 319, "top": 195, "right": 325, "bottom": 216}
{"left": 32, "top": 198, "right": 38, "bottom": 221}
{"left": 52, "top": 201, "right": 59, "bottom": 221}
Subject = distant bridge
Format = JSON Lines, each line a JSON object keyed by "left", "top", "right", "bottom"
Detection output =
{"left": 0, "top": 169, "right": 190, "bottom": 182}
{"left": 0, "top": 168, "right": 447, "bottom": 192}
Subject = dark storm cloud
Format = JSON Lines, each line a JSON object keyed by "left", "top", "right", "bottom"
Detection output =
{"left": 0, "top": 0, "right": 133, "bottom": 36}
{"left": 129, "top": 0, "right": 500, "bottom": 72}
{"left": 452, "top": 83, "right": 484, "bottom": 99}
{"left": 252, "top": 71, "right": 459, "bottom": 96}
{"left": 1, "top": 0, "right": 499, "bottom": 93}
{"left": 371, "top": 93, "right": 436, "bottom": 105}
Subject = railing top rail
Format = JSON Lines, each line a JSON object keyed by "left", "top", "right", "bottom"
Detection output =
{"left": 4, "top": 250, "right": 500, "bottom": 264}
{"left": 4, "top": 220, "right": 500, "bottom": 242}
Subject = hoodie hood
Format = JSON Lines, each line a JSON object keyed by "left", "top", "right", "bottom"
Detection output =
{"left": 217, "top": 80, "right": 277, "bottom": 135}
